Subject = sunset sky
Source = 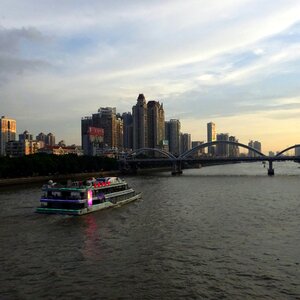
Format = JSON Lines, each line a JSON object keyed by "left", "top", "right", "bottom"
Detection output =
{"left": 1, "top": 0, "right": 300, "bottom": 153}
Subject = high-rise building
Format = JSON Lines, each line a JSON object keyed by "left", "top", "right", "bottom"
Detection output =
{"left": 229, "top": 136, "right": 239, "bottom": 157}
{"left": 81, "top": 117, "right": 94, "bottom": 155}
{"left": 248, "top": 140, "right": 254, "bottom": 153}
{"left": 180, "top": 133, "right": 192, "bottom": 154}
{"left": 19, "top": 130, "right": 33, "bottom": 142}
{"left": 46, "top": 133, "right": 55, "bottom": 146}
{"left": 269, "top": 151, "right": 275, "bottom": 157}
{"left": 216, "top": 133, "right": 229, "bottom": 157}
{"left": 207, "top": 122, "right": 216, "bottom": 156}
{"left": 132, "top": 94, "right": 148, "bottom": 150}
{"left": 254, "top": 141, "right": 262, "bottom": 153}
{"left": 0, "top": 116, "right": 17, "bottom": 156}
{"left": 115, "top": 115, "right": 124, "bottom": 150}
{"left": 191, "top": 141, "right": 205, "bottom": 156}
{"left": 165, "top": 119, "right": 181, "bottom": 156}
{"left": 122, "top": 112, "right": 133, "bottom": 151}
{"left": 248, "top": 140, "right": 262, "bottom": 157}
{"left": 81, "top": 115, "right": 104, "bottom": 156}
{"left": 36, "top": 132, "right": 47, "bottom": 144}
{"left": 81, "top": 107, "right": 124, "bottom": 155}
{"left": 92, "top": 107, "right": 117, "bottom": 148}
{"left": 147, "top": 100, "right": 165, "bottom": 149}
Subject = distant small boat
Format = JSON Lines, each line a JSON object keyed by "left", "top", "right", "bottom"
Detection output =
{"left": 36, "top": 177, "right": 141, "bottom": 215}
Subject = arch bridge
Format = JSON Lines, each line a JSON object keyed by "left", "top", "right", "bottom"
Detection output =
{"left": 119, "top": 142, "right": 300, "bottom": 176}
{"left": 179, "top": 140, "right": 265, "bottom": 158}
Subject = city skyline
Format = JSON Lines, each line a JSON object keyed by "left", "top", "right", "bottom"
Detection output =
{"left": 1, "top": 1, "right": 300, "bottom": 152}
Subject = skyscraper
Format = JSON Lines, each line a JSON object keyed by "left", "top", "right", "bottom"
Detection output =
{"left": 36, "top": 132, "right": 47, "bottom": 144}
{"left": 81, "top": 107, "right": 124, "bottom": 155}
{"left": 81, "top": 121, "right": 104, "bottom": 156}
{"left": 81, "top": 116, "right": 96, "bottom": 155}
{"left": 132, "top": 94, "right": 148, "bottom": 150}
{"left": 115, "top": 115, "right": 124, "bottom": 150}
{"left": 147, "top": 100, "right": 165, "bottom": 149}
{"left": 180, "top": 133, "right": 191, "bottom": 154}
{"left": 207, "top": 122, "right": 216, "bottom": 156}
{"left": 19, "top": 130, "right": 33, "bottom": 142}
{"left": 92, "top": 107, "right": 117, "bottom": 148}
{"left": 191, "top": 141, "right": 205, "bottom": 157}
{"left": 248, "top": 140, "right": 262, "bottom": 157}
{"left": 254, "top": 141, "right": 262, "bottom": 153}
{"left": 229, "top": 136, "right": 239, "bottom": 157}
{"left": 165, "top": 119, "right": 181, "bottom": 156}
{"left": 216, "top": 133, "right": 229, "bottom": 157}
{"left": 122, "top": 112, "right": 133, "bottom": 151}
{"left": 46, "top": 133, "right": 56, "bottom": 146}
{"left": 0, "top": 116, "right": 16, "bottom": 156}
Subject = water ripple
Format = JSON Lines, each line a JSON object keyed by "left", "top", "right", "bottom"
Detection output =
{"left": 1, "top": 163, "right": 300, "bottom": 299}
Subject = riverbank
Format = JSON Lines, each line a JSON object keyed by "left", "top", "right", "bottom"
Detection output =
{"left": 0, "top": 171, "right": 120, "bottom": 188}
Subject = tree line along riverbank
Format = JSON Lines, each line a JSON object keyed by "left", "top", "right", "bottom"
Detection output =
{"left": 0, "top": 154, "right": 119, "bottom": 185}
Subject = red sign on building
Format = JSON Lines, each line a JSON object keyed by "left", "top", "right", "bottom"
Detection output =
{"left": 88, "top": 127, "right": 104, "bottom": 136}
{"left": 88, "top": 127, "right": 104, "bottom": 143}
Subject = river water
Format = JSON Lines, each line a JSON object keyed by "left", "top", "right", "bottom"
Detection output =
{"left": 0, "top": 162, "right": 299, "bottom": 299}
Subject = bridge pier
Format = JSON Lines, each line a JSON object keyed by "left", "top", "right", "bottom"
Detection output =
{"left": 172, "top": 161, "right": 183, "bottom": 176}
{"left": 268, "top": 160, "right": 274, "bottom": 176}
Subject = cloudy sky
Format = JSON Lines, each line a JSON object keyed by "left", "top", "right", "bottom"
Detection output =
{"left": 1, "top": 0, "right": 300, "bottom": 152}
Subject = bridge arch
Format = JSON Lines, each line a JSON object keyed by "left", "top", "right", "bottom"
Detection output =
{"left": 179, "top": 140, "right": 266, "bottom": 158}
{"left": 127, "top": 147, "right": 177, "bottom": 160}
{"left": 275, "top": 144, "right": 300, "bottom": 157}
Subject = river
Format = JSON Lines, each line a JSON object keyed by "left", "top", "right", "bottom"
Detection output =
{"left": 0, "top": 162, "right": 299, "bottom": 299}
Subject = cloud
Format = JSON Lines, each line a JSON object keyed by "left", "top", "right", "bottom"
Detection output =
{"left": 0, "top": 27, "right": 51, "bottom": 83}
{"left": 0, "top": 26, "right": 45, "bottom": 53}
{"left": 0, "top": 54, "right": 49, "bottom": 75}
{"left": 265, "top": 110, "right": 300, "bottom": 120}
{"left": 253, "top": 48, "right": 265, "bottom": 56}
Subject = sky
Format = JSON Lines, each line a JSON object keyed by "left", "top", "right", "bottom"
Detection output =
{"left": 1, "top": 0, "right": 300, "bottom": 153}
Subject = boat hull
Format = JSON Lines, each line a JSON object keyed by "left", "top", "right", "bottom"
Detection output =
{"left": 36, "top": 192, "right": 142, "bottom": 215}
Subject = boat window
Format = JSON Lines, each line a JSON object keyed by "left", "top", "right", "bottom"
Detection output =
{"left": 70, "top": 192, "right": 80, "bottom": 199}
{"left": 47, "top": 191, "right": 62, "bottom": 199}
{"left": 96, "top": 178, "right": 106, "bottom": 183}
{"left": 61, "top": 191, "right": 71, "bottom": 199}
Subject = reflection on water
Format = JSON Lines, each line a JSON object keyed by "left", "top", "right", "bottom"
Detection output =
{"left": 0, "top": 162, "right": 300, "bottom": 299}
{"left": 81, "top": 215, "right": 105, "bottom": 261}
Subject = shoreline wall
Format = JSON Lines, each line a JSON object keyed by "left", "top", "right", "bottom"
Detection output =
{"left": 0, "top": 171, "right": 120, "bottom": 188}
